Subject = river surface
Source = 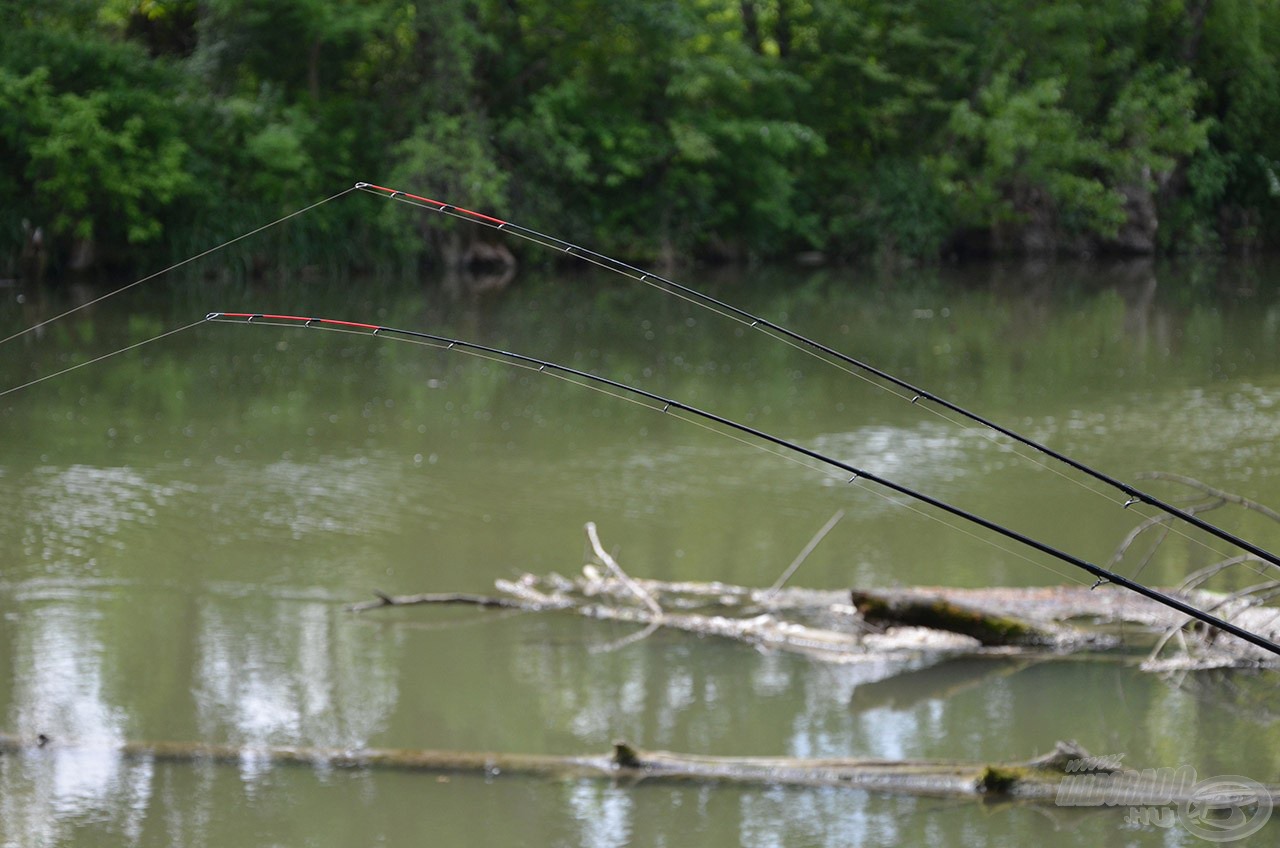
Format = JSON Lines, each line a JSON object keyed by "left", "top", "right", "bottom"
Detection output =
{"left": 1, "top": 258, "right": 1278, "bottom": 846}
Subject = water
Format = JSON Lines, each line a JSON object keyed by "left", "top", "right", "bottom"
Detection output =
{"left": 1, "top": 260, "right": 1278, "bottom": 845}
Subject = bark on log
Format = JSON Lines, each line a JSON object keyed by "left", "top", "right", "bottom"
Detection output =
{"left": 6, "top": 734, "right": 1269, "bottom": 805}
{"left": 849, "top": 589, "right": 1059, "bottom": 647}
{"left": 348, "top": 517, "right": 1277, "bottom": 668}
{"left": 351, "top": 578, "right": 985, "bottom": 662}
{"left": 351, "top": 573, "right": 1113, "bottom": 661}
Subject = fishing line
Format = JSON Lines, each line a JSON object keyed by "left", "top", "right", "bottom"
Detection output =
{"left": 205, "top": 312, "right": 1275, "bottom": 655}
{"left": 0, "top": 319, "right": 205, "bottom": 400}
{"left": 372, "top": 327, "right": 1089, "bottom": 587}
{"left": 0, "top": 186, "right": 358, "bottom": 351}
{"left": 207, "top": 317, "right": 1087, "bottom": 587}
{"left": 248, "top": 314, "right": 844, "bottom": 484}
{"left": 349, "top": 193, "right": 1198, "bottom": 589}
{"left": 362, "top": 180, "right": 1215, "bottom": 569}
{"left": 359, "top": 180, "right": 1141, "bottom": 525}
{"left": 356, "top": 181, "right": 1280, "bottom": 573}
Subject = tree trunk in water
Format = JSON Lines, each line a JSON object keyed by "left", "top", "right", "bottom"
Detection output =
{"left": 7, "top": 734, "right": 1263, "bottom": 805}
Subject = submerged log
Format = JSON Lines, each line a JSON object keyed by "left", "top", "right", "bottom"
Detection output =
{"left": 6, "top": 733, "right": 1271, "bottom": 805}
{"left": 3, "top": 733, "right": 1274, "bottom": 808}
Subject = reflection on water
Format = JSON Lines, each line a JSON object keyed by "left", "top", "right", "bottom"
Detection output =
{"left": 193, "top": 600, "right": 400, "bottom": 760}
{"left": 811, "top": 423, "right": 982, "bottom": 482}
{"left": 567, "top": 782, "right": 633, "bottom": 848}
{"left": 740, "top": 788, "right": 895, "bottom": 846}
{"left": 0, "top": 593, "right": 402, "bottom": 845}
{"left": 2, "top": 262, "right": 1280, "bottom": 846}
{"left": 246, "top": 458, "right": 403, "bottom": 541}
{"left": 19, "top": 465, "right": 193, "bottom": 569}
{"left": 1, "top": 604, "right": 135, "bottom": 845}
{"left": 11, "top": 608, "right": 121, "bottom": 747}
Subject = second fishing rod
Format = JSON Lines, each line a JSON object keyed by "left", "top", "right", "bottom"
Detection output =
{"left": 356, "top": 181, "right": 1280, "bottom": 572}
{"left": 207, "top": 311, "right": 1280, "bottom": 658}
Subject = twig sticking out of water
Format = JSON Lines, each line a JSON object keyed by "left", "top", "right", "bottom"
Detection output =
{"left": 585, "top": 521, "right": 663, "bottom": 618}
{"left": 765, "top": 510, "right": 845, "bottom": 599}
{"left": 1118, "top": 473, "right": 1280, "bottom": 669}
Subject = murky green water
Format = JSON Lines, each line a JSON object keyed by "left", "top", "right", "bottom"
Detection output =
{"left": 1, "top": 259, "right": 1278, "bottom": 846}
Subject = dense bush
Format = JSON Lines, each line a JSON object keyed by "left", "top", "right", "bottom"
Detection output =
{"left": 2, "top": 0, "right": 1278, "bottom": 277}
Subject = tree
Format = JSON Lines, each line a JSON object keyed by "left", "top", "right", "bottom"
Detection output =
{"left": 0, "top": 8, "right": 194, "bottom": 270}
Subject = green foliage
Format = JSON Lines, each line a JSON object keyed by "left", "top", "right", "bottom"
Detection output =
{"left": 0, "top": 24, "right": 194, "bottom": 264}
{"left": 938, "top": 65, "right": 1123, "bottom": 237}
{"left": 28, "top": 74, "right": 192, "bottom": 243}
{"left": 931, "top": 9, "right": 1210, "bottom": 250}
{"left": 1, "top": 0, "right": 1278, "bottom": 274}
{"left": 493, "top": 0, "right": 821, "bottom": 258}
{"left": 384, "top": 113, "right": 510, "bottom": 254}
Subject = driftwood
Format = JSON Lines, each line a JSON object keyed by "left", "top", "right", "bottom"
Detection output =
{"left": 352, "top": 519, "right": 1279, "bottom": 669}
{"left": 4, "top": 733, "right": 1271, "bottom": 807}
{"left": 353, "top": 572, "right": 1280, "bottom": 667}
{"left": 347, "top": 528, "right": 1154, "bottom": 661}
{"left": 353, "top": 576, "right": 964, "bottom": 662}
{"left": 849, "top": 588, "right": 1059, "bottom": 647}
{"left": 358, "top": 572, "right": 1241, "bottom": 646}
{"left": 1105, "top": 473, "right": 1280, "bottom": 669}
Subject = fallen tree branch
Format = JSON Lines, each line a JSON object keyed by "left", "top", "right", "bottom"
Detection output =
{"left": 354, "top": 522, "right": 1277, "bottom": 669}
{"left": 347, "top": 591, "right": 534, "bottom": 614}
{"left": 6, "top": 733, "right": 1268, "bottom": 805}
{"left": 354, "top": 578, "right": 963, "bottom": 662}
{"left": 849, "top": 588, "right": 1058, "bottom": 647}
{"left": 585, "top": 521, "right": 662, "bottom": 617}
{"left": 1137, "top": 472, "right": 1280, "bottom": 524}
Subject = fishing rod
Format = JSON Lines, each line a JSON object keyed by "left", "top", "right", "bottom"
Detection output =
{"left": 354, "top": 181, "right": 1280, "bottom": 572}
{"left": 205, "top": 310, "right": 1280, "bottom": 658}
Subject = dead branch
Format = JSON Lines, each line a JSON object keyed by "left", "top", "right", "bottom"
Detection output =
{"left": 1107, "top": 496, "right": 1221, "bottom": 572}
{"left": 347, "top": 591, "right": 537, "bottom": 614}
{"left": 350, "top": 580, "right": 956, "bottom": 662}
{"left": 585, "top": 521, "right": 662, "bottom": 617}
{"left": 765, "top": 509, "right": 844, "bottom": 597}
{"left": 1180, "top": 556, "right": 1270, "bottom": 593}
{"left": 355, "top": 520, "right": 1278, "bottom": 669}
{"left": 1108, "top": 474, "right": 1280, "bottom": 668}
{"left": 1137, "top": 472, "right": 1280, "bottom": 524}
{"left": 7, "top": 733, "right": 1268, "bottom": 805}
{"left": 849, "top": 588, "right": 1060, "bottom": 647}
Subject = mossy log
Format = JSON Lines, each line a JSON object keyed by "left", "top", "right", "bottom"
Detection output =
{"left": 350, "top": 577, "right": 992, "bottom": 662}
{"left": 6, "top": 734, "right": 1268, "bottom": 806}
{"left": 350, "top": 572, "right": 1109, "bottom": 661}
{"left": 349, "top": 520, "right": 1275, "bottom": 668}
{"left": 848, "top": 589, "right": 1058, "bottom": 647}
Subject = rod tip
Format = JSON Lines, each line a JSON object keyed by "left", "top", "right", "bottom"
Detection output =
{"left": 204, "top": 312, "right": 220, "bottom": 321}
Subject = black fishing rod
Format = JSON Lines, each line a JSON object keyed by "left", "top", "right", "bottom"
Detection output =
{"left": 355, "top": 181, "right": 1280, "bottom": 572}
{"left": 205, "top": 311, "right": 1280, "bottom": 658}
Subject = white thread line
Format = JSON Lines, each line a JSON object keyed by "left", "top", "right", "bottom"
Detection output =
{"left": 0, "top": 186, "right": 358, "bottom": 349}
{"left": 0, "top": 320, "right": 204, "bottom": 400}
